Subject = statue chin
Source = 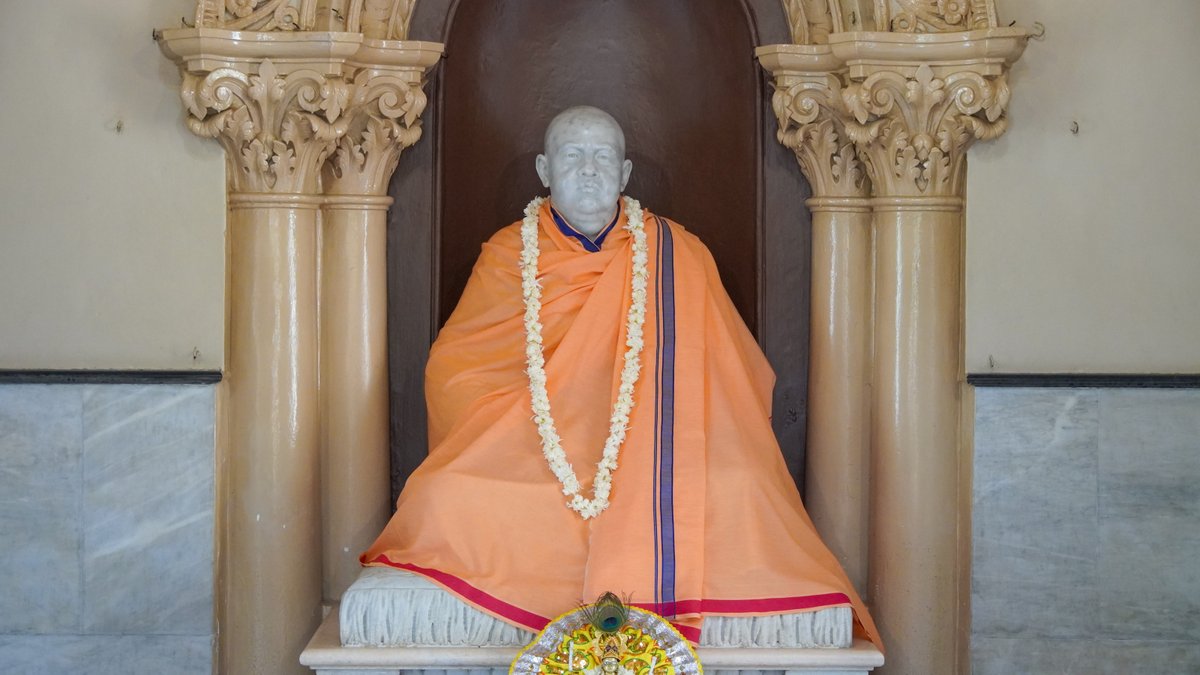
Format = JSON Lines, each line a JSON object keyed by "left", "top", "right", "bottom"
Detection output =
{"left": 555, "top": 194, "right": 618, "bottom": 229}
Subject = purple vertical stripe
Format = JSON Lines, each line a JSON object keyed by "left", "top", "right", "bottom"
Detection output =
{"left": 651, "top": 219, "right": 663, "bottom": 604}
{"left": 656, "top": 216, "right": 677, "bottom": 614}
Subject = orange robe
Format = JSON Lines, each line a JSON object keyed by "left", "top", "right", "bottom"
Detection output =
{"left": 363, "top": 200, "right": 879, "bottom": 646}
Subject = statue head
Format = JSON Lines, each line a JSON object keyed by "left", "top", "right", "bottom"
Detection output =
{"left": 535, "top": 106, "right": 634, "bottom": 236}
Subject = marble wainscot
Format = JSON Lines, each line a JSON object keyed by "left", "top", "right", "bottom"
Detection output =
{"left": 971, "top": 388, "right": 1200, "bottom": 674}
{"left": 0, "top": 384, "right": 215, "bottom": 674}
{"left": 301, "top": 568, "right": 882, "bottom": 674}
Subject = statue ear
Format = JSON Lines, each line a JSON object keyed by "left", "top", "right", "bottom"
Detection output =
{"left": 535, "top": 154, "right": 551, "bottom": 188}
{"left": 620, "top": 158, "right": 633, "bottom": 191}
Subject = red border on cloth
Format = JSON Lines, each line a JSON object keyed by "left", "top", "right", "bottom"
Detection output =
{"left": 365, "top": 556, "right": 852, "bottom": 643}
{"left": 365, "top": 556, "right": 551, "bottom": 631}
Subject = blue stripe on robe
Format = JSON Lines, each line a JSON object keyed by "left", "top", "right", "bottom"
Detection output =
{"left": 655, "top": 215, "right": 678, "bottom": 615}
{"left": 549, "top": 205, "right": 619, "bottom": 252}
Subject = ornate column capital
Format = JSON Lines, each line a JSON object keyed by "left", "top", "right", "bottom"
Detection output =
{"left": 326, "top": 41, "right": 442, "bottom": 196}
{"left": 160, "top": 24, "right": 441, "bottom": 197}
{"left": 831, "top": 29, "right": 1026, "bottom": 198}
{"left": 179, "top": 58, "right": 352, "bottom": 194}
{"left": 757, "top": 45, "right": 870, "bottom": 200}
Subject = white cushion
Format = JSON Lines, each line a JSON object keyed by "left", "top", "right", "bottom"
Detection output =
{"left": 340, "top": 568, "right": 852, "bottom": 649}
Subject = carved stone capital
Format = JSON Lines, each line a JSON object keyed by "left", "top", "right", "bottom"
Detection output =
{"left": 825, "top": 28, "right": 1027, "bottom": 198}
{"left": 324, "top": 42, "right": 440, "bottom": 196}
{"left": 841, "top": 62, "right": 1009, "bottom": 197}
{"left": 181, "top": 58, "right": 351, "bottom": 194}
{"left": 758, "top": 46, "right": 870, "bottom": 199}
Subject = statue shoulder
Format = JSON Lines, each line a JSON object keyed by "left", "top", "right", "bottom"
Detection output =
{"left": 651, "top": 214, "right": 713, "bottom": 259}
{"left": 486, "top": 220, "right": 526, "bottom": 251}
{"left": 470, "top": 221, "right": 525, "bottom": 270}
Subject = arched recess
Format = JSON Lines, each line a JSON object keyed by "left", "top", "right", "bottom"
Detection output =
{"left": 387, "top": 0, "right": 810, "bottom": 499}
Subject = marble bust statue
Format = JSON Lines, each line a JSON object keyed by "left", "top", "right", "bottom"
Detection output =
{"left": 359, "top": 106, "right": 879, "bottom": 647}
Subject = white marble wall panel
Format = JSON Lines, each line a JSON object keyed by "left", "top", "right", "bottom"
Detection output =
{"left": 0, "top": 634, "right": 212, "bottom": 675}
{"left": 0, "top": 385, "right": 84, "bottom": 634}
{"left": 972, "top": 636, "right": 1200, "bottom": 675}
{"left": 972, "top": 387, "right": 1200, "bottom": 674}
{"left": 1097, "top": 390, "right": 1200, "bottom": 643}
{"left": 0, "top": 383, "right": 215, "bottom": 673}
{"left": 972, "top": 389, "right": 1100, "bottom": 638}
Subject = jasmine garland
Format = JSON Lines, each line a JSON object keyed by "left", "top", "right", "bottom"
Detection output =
{"left": 519, "top": 196, "right": 649, "bottom": 519}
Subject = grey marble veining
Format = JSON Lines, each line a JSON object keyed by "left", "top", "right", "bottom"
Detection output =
{"left": 972, "top": 637, "right": 1200, "bottom": 675}
{"left": 0, "top": 385, "right": 84, "bottom": 634}
{"left": 1096, "top": 390, "right": 1200, "bottom": 643}
{"left": 1098, "top": 389, "right": 1200, "bottom": 521}
{"left": 81, "top": 385, "right": 215, "bottom": 635}
{"left": 0, "top": 634, "right": 212, "bottom": 675}
{"left": 1097, "top": 513, "right": 1200, "bottom": 642}
{"left": 972, "top": 387, "right": 1200, "bottom": 671}
{"left": 972, "top": 389, "right": 1100, "bottom": 638}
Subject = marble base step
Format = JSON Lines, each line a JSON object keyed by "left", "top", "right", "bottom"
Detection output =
{"left": 300, "top": 607, "right": 883, "bottom": 675}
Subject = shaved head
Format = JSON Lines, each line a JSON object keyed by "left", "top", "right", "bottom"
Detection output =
{"left": 543, "top": 106, "right": 626, "bottom": 159}
{"left": 535, "top": 106, "right": 634, "bottom": 237}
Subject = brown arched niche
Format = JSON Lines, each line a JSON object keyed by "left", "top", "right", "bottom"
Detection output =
{"left": 388, "top": 0, "right": 811, "bottom": 499}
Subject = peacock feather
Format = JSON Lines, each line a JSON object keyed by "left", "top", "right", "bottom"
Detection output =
{"left": 581, "top": 592, "right": 630, "bottom": 634}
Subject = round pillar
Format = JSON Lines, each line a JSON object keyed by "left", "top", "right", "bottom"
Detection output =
{"left": 867, "top": 197, "right": 963, "bottom": 673}
{"left": 318, "top": 195, "right": 394, "bottom": 599}
{"left": 806, "top": 196, "right": 874, "bottom": 591}
{"left": 224, "top": 193, "right": 324, "bottom": 675}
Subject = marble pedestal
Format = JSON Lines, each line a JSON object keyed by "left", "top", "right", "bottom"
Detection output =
{"left": 301, "top": 608, "right": 883, "bottom": 675}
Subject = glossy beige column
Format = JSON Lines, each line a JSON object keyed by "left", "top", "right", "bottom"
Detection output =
{"left": 806, "top": 197, "right": 873, "bottom": 590}
{"left": 225, "top": 194, "right": 323, "bottom": 674}
{"left": 757, "top": 44, "right": 874, "bottom": 592}
{"left": 319, "top": 40, "right": 441, "bottom": 601}
{"left": 835, "top": 29, "right": 1028, "bottom": 673}
{"left": 158, "top": 32, "right": 361, "bottom": 672}
{"left": 868, "top": 197, "right": 963, "bottom": 674}
{"left": 318, "top": 195, "right": 393, "bottom": 601}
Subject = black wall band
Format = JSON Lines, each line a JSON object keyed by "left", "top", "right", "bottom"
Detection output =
{"left": 968, "top": 373, "right": 1200, "bottom": 389}
{"left": 0, "top": 370, "right": 222, "bottom": 385}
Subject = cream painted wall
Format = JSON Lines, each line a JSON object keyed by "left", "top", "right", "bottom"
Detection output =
{"left": 966, "top": 0, "right": 1200, "bottom": 374}
{"left": 0, "top": 0, "right": 225, "bottom": 370}
{"left": 1, "top": 1, "right": 1193, "bottom": 373}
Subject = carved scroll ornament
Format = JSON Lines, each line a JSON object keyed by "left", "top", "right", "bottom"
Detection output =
{"left": 876, "top": 0, "right": 997, "bottom": 32}
{"left": 182, "top": 59, "right": 351, "bottom": 193}
{"left": 772, "top": 74, "right": 869, "bottom": 198}
{"left": 194, "top": 0, "right": 416, "bottom": 38}
{"left": 842, "top": 64, "right": 1010, "bottom": 197}
{"left": 326, "top": 69, "right": 429, "bottom": 195}
{"left": 783, "top": 0, "right": 836, "bottom": 45}
{"left": 782, "top": 0, "right": 999, "bottom": 39}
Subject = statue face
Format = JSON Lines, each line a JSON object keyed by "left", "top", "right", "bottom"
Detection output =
{"left": 536, "top": 108, "right": 634, "bottom": 232}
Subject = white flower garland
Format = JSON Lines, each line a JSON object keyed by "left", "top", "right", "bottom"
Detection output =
{"left": 520, "top": 195, "right": 649, "bottom": 519}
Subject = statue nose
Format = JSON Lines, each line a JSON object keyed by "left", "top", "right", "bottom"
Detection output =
{"left": 580, "top": 158, "right": 598, "bottom": 176}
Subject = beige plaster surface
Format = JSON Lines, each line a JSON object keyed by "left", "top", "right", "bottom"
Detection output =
{"left": 966, "top": 0, "right": 1200, "bottom": 374}
{"left": 0, "top": 0, "right": 225, "bottom": 370}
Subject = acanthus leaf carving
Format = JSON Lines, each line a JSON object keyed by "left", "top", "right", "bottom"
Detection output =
{"left": 325, "top": 68, "right": 428, "bottom": 195}
{"left": 181, "top": 58, "right": 350, "bottom": 193}
{"left": 842, "top": 63, "right": 1011, "bottom": 196}
{"left": 772, "top": 73, "right": 870, "bottom": 198}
